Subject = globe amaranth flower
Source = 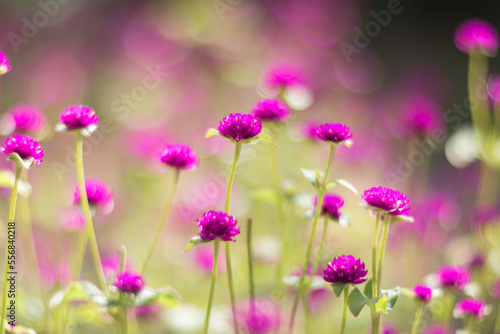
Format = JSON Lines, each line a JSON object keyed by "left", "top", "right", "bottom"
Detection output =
{"left": 400, "top": 97, "right": 442, "bottom": 137}
{"left": 413, "top": 284, "right": 432, "bottom": 303}
{"left": 218, "top": 113, "right": 262, "bottom": 143}
{"left": 0, "top": 53, "right": 11, "bottom": 75}
{"left": 454, "top": 19, "right": 499, "bottom": 56}
{"left": 57, "top": 105, "right": 99, "bottom": 134}
{"left": 315, "top": 122, "right": 352, "bottom": 144}
{"left": 436, "top": 266, "right": 470, "bottom": 290}
{"left": 252, "top": 99, "right": 290, "bottom": 122}
{"left": 362, "top": 186, "right": 410, "bottom": 217}
{"left": 73, "top": 178, "right": 114, "bottom": 214}
{"left": 198, "top": 211, "right": 240, "bottom": 242}
{"left": 323, "top": 255, "right": 368, "bottom": 284}
{"left": 1, "top": 104, "right": 46, "bottom": 135}
{"left": 454, "top": 298, "right": 487, "bottom": 319}
{"left": 314, "top": 193, "right": 344, "bottom": 220}
{"left": 114, "top": 271, "right": 145, "bottom": 294}
{"left": 237, "top": 299, "right": 281, "bottom": 334}
{"left": 159, "top": 144, "right": 198, "bottom": 171}
{"left": 0, "top": 134, "right": 44, "bottom": 165}
{"left": 265, "top": 65, "right": 302, "bottom": 89}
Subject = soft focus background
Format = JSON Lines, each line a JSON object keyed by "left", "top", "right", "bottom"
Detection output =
{"left": 1, "top": 0, "right": 500, "bottom": 333}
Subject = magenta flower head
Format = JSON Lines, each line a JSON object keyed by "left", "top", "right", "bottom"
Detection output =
{"left": 362, "top": 186, "right": 411, "bottom": 217}
{"left": 0, "top": 52, "right": 11, "bottom": 75}
{"left": 237, "top": 299, "right": 281, "bottom": 334}
{"left": 400, "top": 97, "right": 442, "bottom": 137}
{"left": 114, "top": 271, "right": 145, "bottom": 294}
{"left": 73, "top": 178, "right": 114, "bottom": 214}
{"left": 217, "top": 113, "right": 262, "bottom": 143}
{"left": 413, "top": 284, "right": 432, "bottom": 303}
{"left": 1, "top": 104, "right": 46, "bottom": 136}
{"left": 315, "top": 122, "right": 352, "bottom": 146}
{"left": 252, "top": 99, "right": 290, "bottom": 122}
{"left": 198, "top": 211, "right": 240, "bottom": 242}
{"left": 159, "top": 144, "right": 198, "bottom": 171}
{"left": 454, "top": 298, "right": 488, "bottom": 319}
{"left": 265, "top": 65, "right": 302, "bottom": 90}
{"left": 57, "top": 105, "right": 99, "bottom": 135}
{"left": 314, "top": 193, "right": 344, "bottom": 220}
{"left": 436, "top": 266, "right": 470, "bottom": 290}
{"left": 323, "top": 255, "right": 368, "bottom": 284}
{"left": 454, "top": 19, "right": 499, "bottom": 56}
{"left": 0, "top": 134, "right": 44, "bottom": 167}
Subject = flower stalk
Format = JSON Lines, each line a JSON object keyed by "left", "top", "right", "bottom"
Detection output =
{"left": 203, "top": 239, "right": 220, "bottom": 334}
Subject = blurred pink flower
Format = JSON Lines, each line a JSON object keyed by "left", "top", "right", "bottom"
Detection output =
{"left": 455, "top": 19, "right": 499, "bottom": 56}
{"left": 102, "top": 255, "right": 132, "bottom": 278}
{"left": 0, "top": 52, "right": 11, "bottom": 75}
{"left": 60, "top": 209, "right": 85, "bottom": 232}
{"left": 1, "top": 104, "right": 46, "bottom": 136}
{"left": 237, "top": 299, "right": 281, "bottom": 334}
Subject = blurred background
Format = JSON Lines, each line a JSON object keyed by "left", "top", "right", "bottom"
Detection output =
{"left": 0, "top": 0, "right": 500, "bottom": 333}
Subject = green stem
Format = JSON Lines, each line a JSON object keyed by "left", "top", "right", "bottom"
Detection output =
{"left": 302, "top": 295, "right": 311, "bottom": 334}
{"left": 323, "top": 145, "right": 335, "bottom": 184}
{"left": 0, "top": 164, "right": 20, "bottom": 334}
{"left": 376, "top": 217, "right": 391, "bottom": 294}
{"left": 495, "top": 303, "right": 500, "bottom": 333}
{"left": 141, "top": 169, "right": 180, "bottom": 274}
{"left": 371, "top": 213, "right": 381, "bottom": 298}
{"left": 410, "top": 303, "right": 424, "bottom": 334}
{"left": 119, "top": 308, "right": 128, "bottom": 334}
{"left": 225, "top": 143, "right": 242, "bottom": 213}
{"left": 119, "top": 245, "right": 127, "bottom": 274}
{"left": 203, "top": 239, "right": 220, "bottom": 334}
{"left": 443, "top": 290, "right": 455, "bottom": 324}
{"left": 371, "top": 310, "right": 381, "bottom": 334}
{"left": 311, "top": 216, "right": 329, "bottom": 276}
{"left": 72, "top": 132, "right": 109, "bottom": 295}
{"left": 247, "top": 219, "right": 255, "bottom": 312}
{"left": 466, "top": 316, "right": 475, "bottom": 334}
{"left": 340, "top": 286, "right": 350, "bottom": 334}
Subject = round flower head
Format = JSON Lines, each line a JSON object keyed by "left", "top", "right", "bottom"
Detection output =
{"left": 323, "top": 255, "right": 368, "bottom": 284}
{"left": 454, "top": 19, "right": 499, "bottom": 56}
{"left": 0, "top": 53, "right": 11, "bottom": 75}
{"left": 436, "top": 266, "right": 470, "bottom": 290}
{"left": 158, "top": 144, "right": 198, "bottom": 171}
{"left": 73, "top": 178, "right": 114, "bottom": 214}
{"left": 413, "top": 284, "right": 432, "bottom": 303}
{"left": 265, "top": 65, "right": 302, "bottom": 89}
{"left": 314, "top": 193, "right": 344, "bottom": 219}
{"left": 58, "top": 105, "right": 99, "bottom": 133}
{"left": 454, "top": 298, "right": 487, "bottom": 319}
{"left": 362, "top": 186, "right": 410, "bottom": 217}
{"left": 315, "top": 122, "right": 352, "bottom": 144}
{"left": 401, "top": 97, "right": 442, "bottom": 137}
{"left": 252, "top": 99, "right": 290, "bottom": 122}
{"left": 0, "top": 134, "right": 44, "bottom": 165}
{"left": 114, "top": 271, "right": 145, "bottom": 294}
{"left": 237, "top": 299, "right": 281, "bottom": 334}
{"left": 1, "top": 105, "right": 46, "bottom": 135}
{"left": 218, "top": 113, "right": 262, "bottom": 143}
{"left": 197, "top": 211, "right": 240, "bottom": 242}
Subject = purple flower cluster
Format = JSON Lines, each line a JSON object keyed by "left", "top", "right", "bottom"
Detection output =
{"left": 59, "top": 105, "right": 99, "bottom": 130}
{"left": 454, "top": 298, "right": 487, "bottom": 319}
{"left": 73, "top": 179, "right": 114, "bottom": 213}
{"left": 436, "top": 266, "right": 470, "bottom": 290}
{"left": 315, "top": 122, "right": 352, "bottom": 144}
{"left": 323, "top": 255, "right": 368, "bottom": 284}
{"left": 413, "top": 284, "right": 432, "bottom": 303}
{"left": 114, "top": 271, "right": 145, "bottom": 294}
{"left": 362, "top": 186, "right": 410, "bottom": 217}
{"left": 252, "top": 99, "right": 290, "bottom": 122}
{"left": 0, "top": 134, "right": 44, "bottom": 165}
{"left": 159, "top": 144, "right": 199, "bottom": 171}
{"left": 455, "top": 19, "right": 499, "bottom": 56}
{"left": 0, "top": 52, "right": 11, "bottom": 75}
{"left": 2, "top": 105, "right": 46, "bottom": 135}
{"left": 314, "top": 193, "right": 344, "bottom": 219}
{"left": 218, "top": 113, "right": 262, "bottom": 142}
{"left": 198, "top": 211, "right": 240, "bottom": 242}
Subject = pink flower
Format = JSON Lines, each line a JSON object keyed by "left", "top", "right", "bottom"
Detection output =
{"left": 73, "top": 179, "right": 114, "bottom": 214}
{"left": 60, "top": 209, "right": 85, "bottom": 232}
{"left": 315, "top": 122, "right": 352, "bottom": 144}
{"left": 198, "top": 211, "right": 240, "bottom": 242}
{"left": 0, "top": 134, "right": 44, "bottom": 165}
{"left": 265, "top": 65, "right": 303, "bottom": 89}
{"left": 58, "top": 105, "right": 99, "bottom": 134}
{"left": 237, "top": 299, "right": 281, "bottom": 334}
{"left": 323, "top": 255, "right": 368, "bottom": 284}
{"left": 159, "top": 144, "right": 199, "bottom": 171}
{"left": 436, "top": 266, "right": 470, "bottom": 290}
{"left": 0, "top": 52, "right": 11, "bottom": 75}
{"left": 218, "top": 113, "right": 262, "bottom": 143}
{"left": 413, "top": 284, "right": 432, "bottom": 303}
{"left": 1, "top": 104, "right": 46, "bottom": 135}
{"left": 114, "top": 271, "right": 145, "bottom": 294}
{"left": 252, "top": 99, "right": 290, "bottom": 122}
{"left": 455, "top": 19, "right": 499, "bottom": 56}
{"left": 454, "top": 298, "right": 487, "bottom": 319}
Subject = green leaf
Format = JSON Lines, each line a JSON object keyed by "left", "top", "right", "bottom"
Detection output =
{"left": 301, "top": 168, "right": 322, "bottom": 187}
{"left": 183, "top": 236, "right": 211, "bottom": 253}
{"left": 205, "top": 128, "right": 222, "bottom": 139}
{"left": 381, "top": 287, "right": 400, "bottom": 310}
{"left": 134, "top": 286, "right": 182, "bottom": 308}
{"left": 347, "top": 287, "right": 385, "bottom": 317}
{"left": 80, "top": 281, "right": 107, "bottom": 305}
{"left": 252, "top": 134, "right": 279, "bottom": 147}
{"left": 331, "top": 282, "right": 348, "bottom": 297}
{"left": 101, "top": 298, "right": 127, "bottom": 311}
{"left": 363, "top": 279, "right": 373, "bottom": 298}
{"left": 134, "top": 287, "right": 157, "bottom": 307}
{"left": 252, "top": 188, "right": 278, "bottom": 205}
{"left": 0, "top": 170, "right": 32, "bottom": 197}
{"left": 324, "top": 179, "right": 358, "bottom": 195}
{"left": 8, "top": 153, "right": 34, "bottom": 170}
{"left": 49, "top": 281, "right": 106, "bottom": 308}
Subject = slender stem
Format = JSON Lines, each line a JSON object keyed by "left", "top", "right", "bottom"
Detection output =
{"left": 0, "top": 164, "right": 20, "bottom": 334}
{"left": 119, "top": 308, "right": 128, "bottom": 334}
{"left": 224, "top": 142, "right": 242, "bottom": 334}
{"left": 376, "top": 217, "right": 391, "bottom": 294}
{"left": 119, "top": 245, "right": 127, "bottom": 274}
{"left": 141, "top": 169, "right": 180, "bottom": 274}
{"left": 203, "top": 239, "right": 220, "bottom": 334}
{"left": 466, "top": 316, "right": 475, "bottom": 333}
{"left": 302, "top": 295, "right": 311, "bottom": 334}
{"left": 443, "top": 290, "right": 455, "bottom": 324}
{"left": 323, "top": 145, "right": 335, "bottom": 184}
{"left": 72, "top": 132, "right": 109, "bottom": 295}
{"left": 495, "top": 303, "right": 500, "bottom": 333}
{"left": 247, "top": 219, "right": 255, "bottom": 313}
{"left": 410, "top": 303, "right": 424, "bottom": 334}
{"left": 371, "top": 310, "right": 381, "bottom": 334}
{"left": 372, "top": 213, "right": 381, "bottom": 298}
{"left": 311, "top": 216, "right": 329, "bottom": 276}
{"left": 340, "top": 286, "right": 350, "bottom": 334}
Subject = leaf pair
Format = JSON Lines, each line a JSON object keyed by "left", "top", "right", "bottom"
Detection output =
{"left": 206, "top": 128, "right": 278, "bottom": 147}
